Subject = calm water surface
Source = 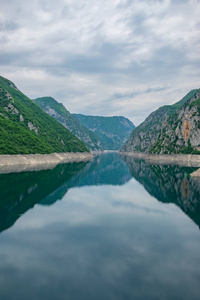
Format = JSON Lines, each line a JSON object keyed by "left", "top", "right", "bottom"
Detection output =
{"left": 0, "top": 153, "right": 200, "bottom": 300}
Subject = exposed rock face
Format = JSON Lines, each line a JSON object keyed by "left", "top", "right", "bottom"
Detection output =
{"left": 28, "top": 122, "right": 38, "bottom": 134}
{"left": 20, "top": 114, "right": 24, "bottom": 122}
{"left": 34, "top": 97, "right": 103, "bottom": 151}
{"left": 1, "top": 88, "right": 19, "bottom": 115}
{"left": 4, "top": 103, "right": 19, "bottom": 115}
{"left": 1, "top": 85, "right": 32, "bottom": 127}
{"left": 121, "top": 89, "right": 200, "bottom": 154}
{"left": 73, "top": 114, "right": 135, "bottom": 150}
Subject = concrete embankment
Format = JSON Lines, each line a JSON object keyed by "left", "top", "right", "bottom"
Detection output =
{"left": 190, "top": 169, "right": 200, "bottom": 178}
{"left": 0, "top": 152, "right": 93, "bottom": 174}
{"left": 119, "top": 152, "right": 200, "bottom": 167}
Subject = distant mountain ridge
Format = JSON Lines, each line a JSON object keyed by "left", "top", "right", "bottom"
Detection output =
{"left": 33, "top": 97, "right": 103, "bottom": 151}
{"left": 0, "top": 76, "right": 88, "bottom": 154}
{"left": 121, "top": 89, "right": 200, "bottom": 154}
{"left": 73, "top": 114, "right": 135, "bottom": 150}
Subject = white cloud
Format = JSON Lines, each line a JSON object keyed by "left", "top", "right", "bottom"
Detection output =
{"left": 0, "top": 0, "right": 200, "bottom": 125}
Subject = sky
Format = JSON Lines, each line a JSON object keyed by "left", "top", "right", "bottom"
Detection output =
{"left": 0, "top": 0, "right": 200, "bottom": 125}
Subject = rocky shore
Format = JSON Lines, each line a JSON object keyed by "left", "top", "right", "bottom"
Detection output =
{"left": 0, "top": 152, "right": 93, "bottom": 174}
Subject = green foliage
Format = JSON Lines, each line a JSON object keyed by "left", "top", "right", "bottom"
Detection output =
{"left": 0, "top": 76, "right": 88, "bottom": 154}
{"left": 34, "top": 97, "right": 103, "bottom": 151}
{"left": 149, "top": 134, "right": 200, "bottom": 155}
{"left": 189, "top": 98, "right": 200, "bottom": 110}
{"left": 181, "top": 139, "right": 200, "bottom": 154}
{"left": 73, "top": 114, "right": 135, "bottom": 150}
{"left": 172, "top": 89, "right": 199, "bottom": 108}
{"left": 34, "top": 97, "right": 69, "bottom": 115}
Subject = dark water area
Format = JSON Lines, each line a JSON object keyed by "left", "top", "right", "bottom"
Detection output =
{"left": 0, "top": 153, "right": 200, "bottom": 299}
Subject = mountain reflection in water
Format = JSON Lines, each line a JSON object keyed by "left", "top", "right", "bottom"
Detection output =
{"left": 1, "top": 152, "right": 200, "bottom": 234}
{"left": 121, "top": 155, "right": 200, "bottom": 228}
{"left": 0, "top": 153, "right": 131, "bottom": 233}
{"left": 0, "top": 153, "right": 200, "bottom": 232}
{"left": 0, "top": 162, "right": 87, "bottom": 233}
{"left": 1, "top": 153, "right": 200, "bottom": 300}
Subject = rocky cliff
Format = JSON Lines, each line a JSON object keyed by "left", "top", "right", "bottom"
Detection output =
{"left": 73, "top": 114, "right": 135, "bottom": 150}
{"left": 121, "top": 89, "right": 200, "bottom": 154}
{"left": 34, "top": 97, "right": 103, "bottom": 151}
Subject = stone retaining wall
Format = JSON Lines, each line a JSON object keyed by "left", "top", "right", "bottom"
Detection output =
{"left": 0, "top": 152, "right": 93, "bottom": 174}
{"left": 119, "top": 152, "right": 200, "bottom": 167}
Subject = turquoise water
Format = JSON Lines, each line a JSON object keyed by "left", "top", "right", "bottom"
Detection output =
{"left": 0, "top": 153, "right": 200, "bottom": 300}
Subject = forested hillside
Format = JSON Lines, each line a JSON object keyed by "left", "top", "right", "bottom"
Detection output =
{"left": 0, "top": 76, "right": 88, "bottom": 154}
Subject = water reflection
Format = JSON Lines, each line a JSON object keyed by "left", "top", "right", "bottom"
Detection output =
{"left": 0, "top": 153, "right": 200, "bottom": 300}
{"left": 1, "top": 153, "right": 200, "bottom": 233}
{"left": 121, "top": 155, "right": 200, "bottom": 228}
{"left": 0, "top": 153, "right": 131, "bottom": 233}
{"left": 0, "top": 162, "right": 87, "bottom": 233}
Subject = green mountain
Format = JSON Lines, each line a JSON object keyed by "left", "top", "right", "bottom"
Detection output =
{"left": 121, "top": 89, "right": 200, "bottom": 154}
{"left": 0, "top": 76, "right": 88, "bottom": 154}
{"left": 33, "top": 97, "right": 103, "bottom": 151}
{"left": 73, "top": 114, "right": 135, "bottom": 150}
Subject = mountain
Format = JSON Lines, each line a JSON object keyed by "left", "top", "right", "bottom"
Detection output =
{"left": 33, "top": 97, "right": 103, "bottom": 151}
{"left": 121, "top": 89, "right": 200, "bottom": 154}
{"left": 73, "top": 114, "right": 135, "bottom": 150}
{"left": 0, "top": 76, "right": 88, "bottom": 154}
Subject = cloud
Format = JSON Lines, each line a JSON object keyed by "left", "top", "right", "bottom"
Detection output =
{"left": 0, "top": 0, "right": 200, "bottom": 125}
{"left": 113, "top": 86, "right": 168, "bottom": 99}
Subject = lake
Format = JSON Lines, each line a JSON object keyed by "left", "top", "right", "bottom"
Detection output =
{"left": 0, "top": 152, "right": 200, "bottom": 300}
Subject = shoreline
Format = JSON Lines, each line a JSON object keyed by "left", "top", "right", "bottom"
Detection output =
{"left": 0, "top": 152, "right": 94, "bottom": 174}
{"left": 119, "top": 151, "right": 200, "bottom": 168}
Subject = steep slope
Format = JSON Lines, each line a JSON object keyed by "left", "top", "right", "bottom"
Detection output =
{"left": 73, "top": 114, "right": 135, "bottom": 150}
{"left": 121, "top": 89, "right": 200, "bottom": 154}
{"left": 0, "top": 76, "right": 88, "bottom": 154}
{"left": 33, "top": 97, "right": 103, "bottom": 151}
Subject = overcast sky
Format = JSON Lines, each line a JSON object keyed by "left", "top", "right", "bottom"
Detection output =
{"left": 1, "top": 0, "right": 200, "bottom": 125}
